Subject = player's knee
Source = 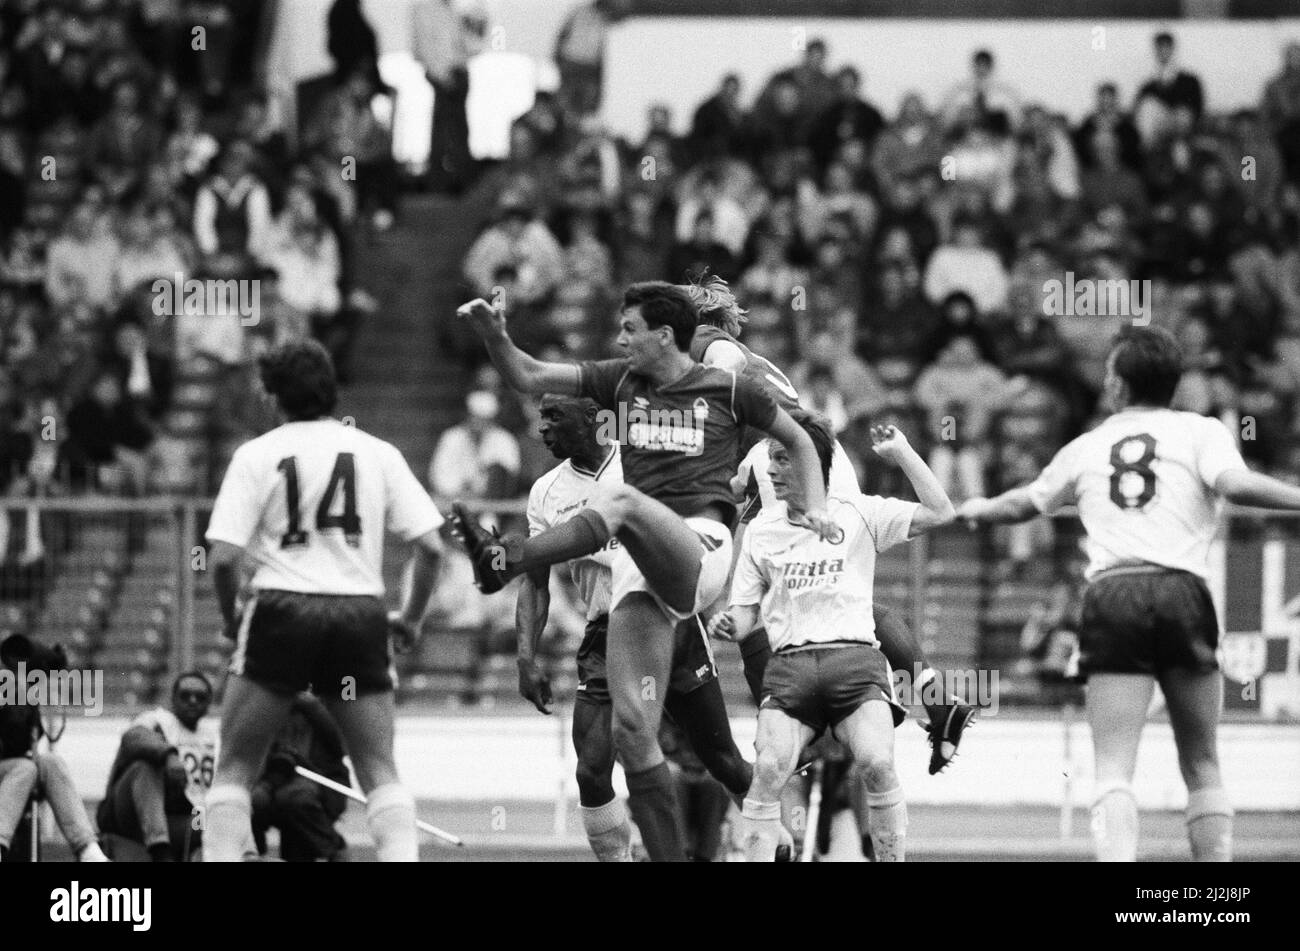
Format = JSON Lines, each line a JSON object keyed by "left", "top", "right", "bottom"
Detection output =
{"left": 853, "top": 754, "right": 896, "bottom": 792}
{"left": 610, "top": 716, "right": 655, "bottom": 766}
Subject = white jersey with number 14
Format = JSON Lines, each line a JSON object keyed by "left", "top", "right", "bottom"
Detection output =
{"left": 207, "top": 419, "right": 444, "bottom": 596}
{"left": 1025, "top": 407, "right": 1248, "bottom": 582}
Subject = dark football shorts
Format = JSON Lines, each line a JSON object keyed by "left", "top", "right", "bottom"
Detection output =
{"left": 1078, "top": 567, "right": 1220, "bottom": 679}
{"left": 575, "top": 614, "right": 717, "bottom": 705}
{"left": 761, "top": 643, "right": 906, "bottom": 738}
{"left": 231, "top": 589, "right": 393, "bottom": 697}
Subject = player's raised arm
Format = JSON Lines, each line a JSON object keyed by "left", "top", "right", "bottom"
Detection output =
{"left": 869, "top": 425, "right": 955, "bottom": 537}
{"left": 515, "top": 566, "right": 554, "bottom": 714}
{"left": 456, "top": 298, "right": 581, "bottom": 396}
{"left": 956, "top": 487, "right": 1040, "bottom": 527}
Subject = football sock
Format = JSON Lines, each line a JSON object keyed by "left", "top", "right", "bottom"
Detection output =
{"left": 1186, "top": 787, "right": 1233, "bottom": 862}
{"left": 740, "top": 798, "right": 782, "bottom": 862}
{"left": 581, "top": 798, "right": 633, "bottom": 862}
{"left": 740, "top": 632, "right": 771, "bottom": 707}
{"left": 1091, "top": 782, "right": 1139, "bottom": 862}
{"left": 148, "top": 843, "right": 173, "bottom": 862}
{"left": 77, "top": 841, "right": 110, "bottom": 862}
{"left": 865, "top": 785, "right": 907, "bottom": 862}
{"left": 366, "top": 783, "right": 418, "bottom": 862}
{"left": 625, "top": 762, "right": 686, "bottom": 862}
{"left": 202, "top": 784, "right": 251, "bottom": 863}
{"left": 512, "top": 509, "right": 611, "bottom": 574}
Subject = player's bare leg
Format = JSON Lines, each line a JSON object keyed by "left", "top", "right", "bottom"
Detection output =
{"left": 572, "top": 699, "right": 631, "bottom": 862}
{"left": 204, "top": 676, "right": 294, "bottom": 862}
{"left": 1086, "top": 673, "right": 1154, "bottom": 861}
{"left": 454, "top": 483, "right": 709, "bottom": 610}
{"left": 1158, "top": 668, "right": 1231, "bottom": 861}
{"left": 322, "top": 691, "right": 416, "bottom": 862}
{"left": 606, "top": 592, "right": 683, "bottom": 861}
{"left": 743, "top": 707, "right": 812, "bottom": 862}
{"left": 835, "top": 701, "right": 906, "bottom": 861}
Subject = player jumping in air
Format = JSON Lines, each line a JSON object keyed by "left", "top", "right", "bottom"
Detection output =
{"left": 516, "top": 394, "right": 756, "bottom": 860}
{"left": 451, "top": 283, "right": 835, "bottom": 862}
{"left": 203, "top": 340, "right": 446, "bottom": 862}
{"left": 959, "top": 327, "right": 1300, "bottom": 862}
{"left": 683, "top": 275, "right": 978, "bottom": 772}
{"left": 709, "top": 410, "right": 955, "bottom": 862}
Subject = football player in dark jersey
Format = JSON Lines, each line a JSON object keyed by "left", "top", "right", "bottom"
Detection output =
{"left": 451, "top": 283, "right": 835, "bottom": 861}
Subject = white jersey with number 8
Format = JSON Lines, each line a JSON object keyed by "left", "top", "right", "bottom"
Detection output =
{"left": 1024, "top": 407, "right": 1248, "bottom": 582}
{"left": 207, "top": 419, "right": 444, "bottom": 596}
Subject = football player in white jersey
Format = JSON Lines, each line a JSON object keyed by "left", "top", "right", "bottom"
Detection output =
{"left": 959, "top": 327, "right": 1300, "bottom": 862}
{"left": 517, "top": 394, "right": 756, "bottom": 861}
{"left": 709, "top": 410, "right": 955, "bottom": 862}
{"left": 202, "top": 341, "right": 447, "bottom": 862}
{"left": 684, "top": 275, "right": 978, "bottom": 774}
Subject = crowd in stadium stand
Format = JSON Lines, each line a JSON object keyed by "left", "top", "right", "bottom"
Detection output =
{"left": 0, "top": 0, "right": 389, "bottom": 525}
{"left": 456, "top": 33, "right": 1300, "bottom": 581}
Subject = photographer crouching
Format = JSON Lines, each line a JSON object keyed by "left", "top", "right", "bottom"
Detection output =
{"left": 0, "top": 634, "right": 109, "bottom": 862}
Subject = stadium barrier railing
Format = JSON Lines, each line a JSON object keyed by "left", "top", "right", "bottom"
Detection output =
{"left": 0, "top": 496, "right": 1296, "bottom": 722}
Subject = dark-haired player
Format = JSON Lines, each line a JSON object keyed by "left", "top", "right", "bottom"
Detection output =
{"left": 451, "top": 283, "right": 835, "bottom": 861}
{"left": 203, "top": 340, "right": 446, "bottom": 862}
{"left": 683, "top": 275, "right": 977, "bottom": 772}
{"left": 517, "top": 394, "right": 754, "bottom": 860}
{"left": 960, "top": 327, "right": 1300, "bottom": 862}
{"left": 711, "top": 410, "right": 954, "bottom": 862}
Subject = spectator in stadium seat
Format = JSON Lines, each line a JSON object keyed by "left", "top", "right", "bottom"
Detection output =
{"left": 429, "top": 389, "right": 522, "bottom": 501}
{"left": 112, "top": 204, "right": 190, "bottom": 305}
{"left": 807, "top": 66, "right": 885, "bottom": 175}
{"left": 940, "top": 49, "right": 1022, "bottom": 136}
{"left": 463, "top": 194, "right": 565, "bottom": 307}
{"left": 858, "top": 262, "right": 941, "bottom": 370}
{"left": 97, "top": 672, "right": 218, "bottom": 862}
{"left": 666, "top": 210, "right": 740, "bottom": 285}
{"left": 61, "top": 369, "right": 153, "bottom": 494}
{"left": 304, "top": 66, "right": 398, "bottom": 231}
{"left": 800, "top": 160, "right": 878, "bottom": 248}
{"left": 43, "top": 198, "right": 119, "bottom": 312}
{"left": 674, "top": 170, "right": 750, "bottom": 259}
{"left": 1133, "top": 32, "right": 1204, "bottom": 144}
{"left": 872, "top": 93, "right": 945, "bottom": 197}
{"left": 923, "top": 217, "right": 1009, "bottom": 317}
{"left": 1080, "top": 131, "right": 1150, "bottom": 223}
{"left": 757, "top": 37, "right": 837, "bottom": 126}
{"left": 614, "top": 189, "right": 670, "bottom": 287}
{"left": 87, "top": 78, "right": 162, "bottom": 201}
{"left": 1074, "top": 82, "right": 1143, "bottom": 171}
{"left": 747, "top": 76, "right": 810, "bottom": 165}
{"left": 688, "top": 73, "right": 746, "bottom": 163}
{"left": 251, "top": 692, "right": 349, "bottom": 862}
{"left": 256, "top": 184, "right": 348, "bottom": 373}
{"left": 193, "top": 140, "right": 272, "bottom": 262}
{"left": 164, "top": 93, "right": 220, "bottom": 184}
{"left": 914, "top": 334, "right": 1021, "bottom": 502}
{"left": 554, "top": 0, "right": 628, "bottom": 117}
{"left": 1262, "top": 42, "right": 1300, "bottom": 185}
